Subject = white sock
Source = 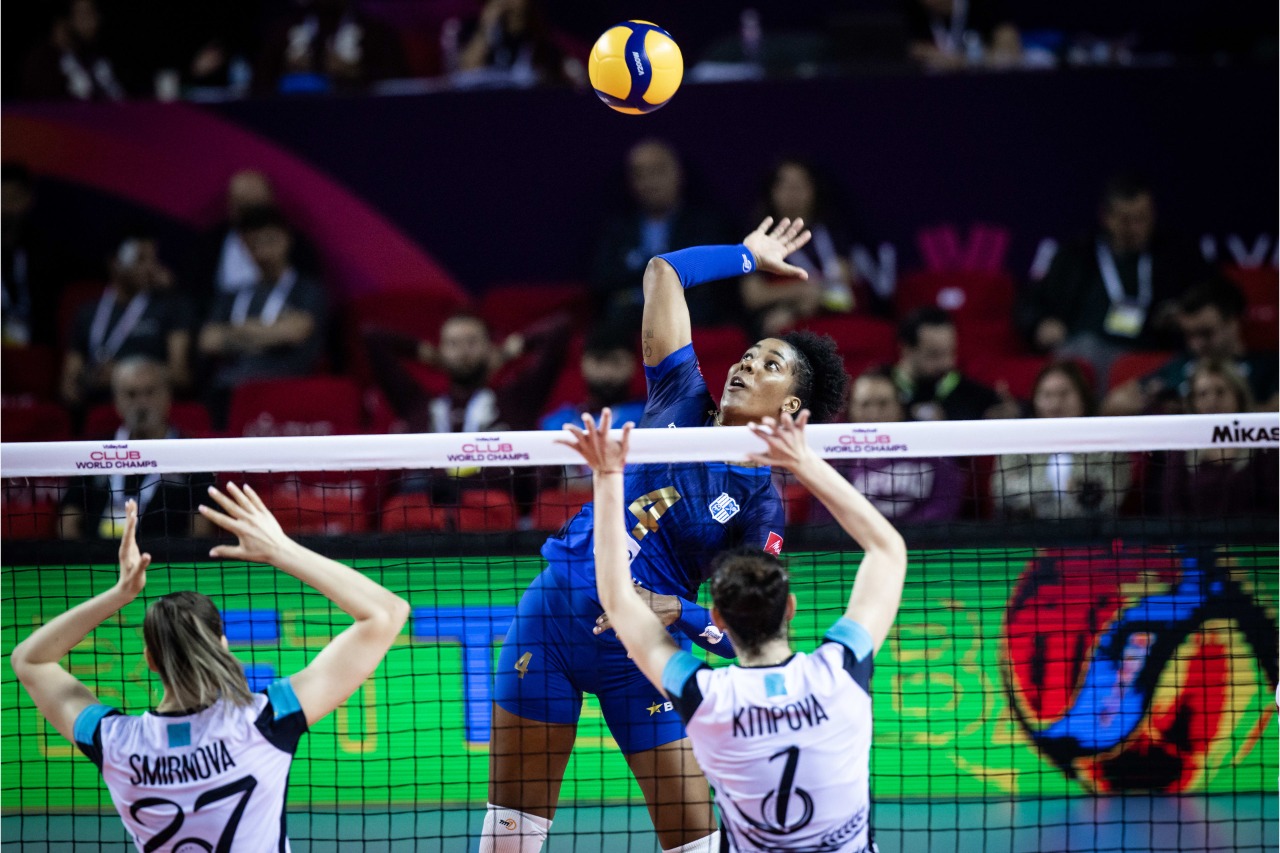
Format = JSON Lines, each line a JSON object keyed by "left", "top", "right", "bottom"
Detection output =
{"left": 479, "top": 803, "right": 552, "bottom": 853}
{"left": 663, "top": 830, "right": 721, "bottom": 853}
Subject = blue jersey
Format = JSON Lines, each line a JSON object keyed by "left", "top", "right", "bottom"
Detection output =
{"left": 541, "top": 344, "right": 786, "bottom": 602}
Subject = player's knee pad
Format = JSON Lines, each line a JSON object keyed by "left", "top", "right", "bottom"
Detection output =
{"left": 479, "top": 803, "right": 552, "bottom": 853}
{"left": 663, "top": 829, "right": 721, "bottom": 853}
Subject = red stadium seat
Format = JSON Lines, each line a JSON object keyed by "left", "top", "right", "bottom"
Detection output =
{"left": 381, "top": 493, "right": 450, "bottom": 532}
{"left": 83, "top": 401, "right": 215, "bottom": 439}
{"left": 479, "top": 281, "right": 591, "bottom": 339}
{"left": 531, "top": 486, "right": 591, "bottom": 531}
{"left": 264, "top": 482, "right": 370, "bottom": 535}
{"left": 689, "top": 325, "right": 750, "bottom": 375}
{"left": 789, "top": 315, "right": 897, "bottom": 380}
{"left": 227, "top": 376, "right": 364, "bottom": 437}
{"left": 1, "top": 344, "right": 60, "bottom": 402}
{"left": 1222, "top": 265, "right": 1278, "bottom": 352}
{"left": 780, "top": 482, "right": 813, "bottom": 525}
{"left": 2, "top": 402, "right": 72, "bottom": 442}
{"left": 1, "top": 498, "right": 58, "bottom": 539}
{"left": 456, "top": 489, "right": 517, "bottom": 532}
{"left": 1108, "top": 352, "right": 1176, "bottom": 391}
{"left": 540, "top": 333, "right": 588, "bottom": 417}
{"left": 895, "top": 270, "right": 1016, "bottom": 323}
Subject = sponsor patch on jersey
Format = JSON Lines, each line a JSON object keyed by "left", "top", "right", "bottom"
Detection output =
{"left": 166, "top": 722, "right": 191, "bottom": 748}
{"left": 499, "top": 818, "right": 517, "bottom": 831}
{"left": 708, "top": 492, "right": 740, "bottom": 524}
{"left": 764, "top": 531, "right": 784, "bottom": 556}
{"left": 765, "top": 673, "right": 788, "bottom": 697}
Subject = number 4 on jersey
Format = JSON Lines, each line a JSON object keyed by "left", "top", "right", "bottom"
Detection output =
{"left": 628, "top": 487, "right": 682, "bottom": 540}
{"left": 514, "top": 652, "right": 532, "bottom": 679}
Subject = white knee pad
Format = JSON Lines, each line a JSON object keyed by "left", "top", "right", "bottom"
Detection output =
{"left": 663, "top": 829, "right": 721, "bottom": 853}
{"left": 479, "top": 803, "right": 552, "bottom": 853}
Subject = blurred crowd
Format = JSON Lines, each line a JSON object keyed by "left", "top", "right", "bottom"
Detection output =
{"left": 3, "top": 130, "right": 1275, "bottom": 540}
{"left": 5, "top": 0, "right": 1274, "bottom": 103}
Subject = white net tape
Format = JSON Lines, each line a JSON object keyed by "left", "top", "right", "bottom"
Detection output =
{"left": 2, "top": 413, "right": 1276, "bottom": 477}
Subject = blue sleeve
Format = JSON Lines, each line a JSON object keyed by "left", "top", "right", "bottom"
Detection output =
{"left": 675, "top": 597, "right": 736, "bottom": 658}
{"left": 74, "top": 704, "right": 120, "bottom": 769}
{"left": 825, "top": 617, "right": 875, "bottom": 693}
{"left": 661, "top": 650, "right": 709, "bottom": 725}
{"left": 255, "top": 678, "right": 309, "bottom": 754}
{"left": 640, "top": 344, "right": 714, "bottom": 428}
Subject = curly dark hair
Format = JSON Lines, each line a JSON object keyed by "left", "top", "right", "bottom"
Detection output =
{"left": 708, "top": 545, "right": 790, "bottom": 655}
{"left": 781, "top": 329, "right": 849, "bottom": 423}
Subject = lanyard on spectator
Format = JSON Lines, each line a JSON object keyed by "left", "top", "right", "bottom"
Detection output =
{"left": 99, "top": 425, "right": 176, "bottom": 538}
{"left": 1096, "top": 241, "right": 1152, "bottom": 308}
{"left": 88, "top": 288, "right": 151, "bottom": 363}
{"left": 230, "top": 269, "right": 296, "bottom": 326}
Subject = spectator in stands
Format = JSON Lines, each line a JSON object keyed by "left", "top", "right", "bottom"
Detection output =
{"left": 1017, "top": 173, "right": 1206, "bottom": 385}
{"left": 364, "top": 312, "right": 569, "bottom": 436}
{"left": 592, "top": 139, "right": 734, "bottom": 329}
{"left": 61, "top": 233, "right": 194, "bottom": 410}
{"left": 2, "top": 163, "right": 59, "bottom": 348}
{"left": 740, "top": 158, "right": 863, "bottom": 337}
{"left": 539, "top": 323, "right": 644, "bottom": 431}
{"left": 1104, "top": 282, "right": 1279, "bottom": 415}
{"left": 816, "top": 368, "right": 961, "bottom": 524}
{"left": 254, "top": 0, "right": 405, "bottom": 95}
{"left": 1162, "top": 359, "right": 1277, "bottom": 517}
{"left": 21, "top": 0, "right": 125, "bottom": 101}
{"left": 456, "top": 0, "right": 583, "bottom": 87}
{"left": 60, "top": 357, "right": 215, "bottom": 540}
{"left": 200, "top": 172, "right": 321, "bottom": 305}
{"left": 992, "top": 361, "right": 1131, "bottom": 520}
{"left": 904, "top": 0, "right": 1022, "bottom": 70}
{"left": 892, "top": 307, "right": 1019, "bottom": 421}
{"left": 198, "top": 206, "right": 327, "bottom": 426}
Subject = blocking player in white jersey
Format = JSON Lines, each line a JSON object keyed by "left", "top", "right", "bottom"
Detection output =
{"left": 559, "top": 408, "right": 906, "bottom": 853}
{"left": 10, "top": 484, "right": 410, "bottom": 852}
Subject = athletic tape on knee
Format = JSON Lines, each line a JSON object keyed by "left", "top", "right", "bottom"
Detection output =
{"left": 480, "top": 803, "right": 552, "bottom": 853}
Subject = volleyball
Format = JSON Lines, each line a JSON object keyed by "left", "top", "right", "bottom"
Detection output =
{"left": 588, "top": 21, "right": 683, "bottom": 115}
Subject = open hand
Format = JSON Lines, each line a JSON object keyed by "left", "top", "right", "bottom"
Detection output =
{"left": 747, "top": 410, "right": 816, "bottom": 473}
{"left": 116, "top": 499, "right": 150, "bottom": 598}
{"left": 555, "top": 408, "right": 633, "bottom": 475}
{"left": 743, "top": 217, "right": 813, "bottom": 280}
{"left": 200, "top": 483, "right": 292, "bottom": 564}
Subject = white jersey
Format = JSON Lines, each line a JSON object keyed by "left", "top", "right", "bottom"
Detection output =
{"left": 74, "top": 679, "right": 308, "bottom": 853}
{"left": 663, "top": 618, "right": 876, "bottom": 853}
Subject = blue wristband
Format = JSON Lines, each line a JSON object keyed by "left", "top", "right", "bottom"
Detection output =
{"left": 676, "top": 597, "right": 737, "bottom": 658}
{"left": 656, "top": 244, "right": 756, "bottom": 289}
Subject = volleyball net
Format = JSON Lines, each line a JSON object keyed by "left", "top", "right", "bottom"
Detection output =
{"left": 2, "top": 413, "right": 1277, "bottom": 851}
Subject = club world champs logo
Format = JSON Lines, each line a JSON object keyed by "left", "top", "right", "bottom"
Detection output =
{"left": 75, "top": 444, "right": 158, "bottom": 471}
{"left": 1002, "top": 547, "right": 1278, "bottom": 793}
{"left": 821, "top": 428, "right": 908, "bottom": 456}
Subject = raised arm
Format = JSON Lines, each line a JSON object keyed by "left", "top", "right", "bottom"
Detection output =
{"left": 556, "top": 410, "right": 677, "bottom": 692}
{"left": 641, "top": 217, "right": 812, "bottom": 367}
{"left": 748, "top": 411, "right": 907, "bottom": 653}
{"left": 10, "top": 501, "right": 150, "bottom": 742}
{"left": 199, "top": 484, "right": 409, "bottom": 726}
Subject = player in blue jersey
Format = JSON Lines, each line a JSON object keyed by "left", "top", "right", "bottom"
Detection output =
{"left": 482, "top": 217, "right": 850, "bottom": 853}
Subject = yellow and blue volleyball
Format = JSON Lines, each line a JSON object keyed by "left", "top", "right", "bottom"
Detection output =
{"left": 588, "top": 21, "right": 683, "bottom": 115}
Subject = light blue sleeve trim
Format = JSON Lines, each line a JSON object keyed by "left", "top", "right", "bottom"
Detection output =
{"left": 661, "top": 650, "right": 704, "bottom": 699}
{"left": 825, "top": 617, "right": 875, "bottom": 660}
{"left": 266, "top": 678, "right": 303, "bottom": 718}
{"left": 73, "top": 704, "right": 116, "bottom": 747}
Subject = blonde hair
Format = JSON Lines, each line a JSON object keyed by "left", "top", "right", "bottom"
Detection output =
{"left": 143, "top": 591, "right": 253, "bottom": 710}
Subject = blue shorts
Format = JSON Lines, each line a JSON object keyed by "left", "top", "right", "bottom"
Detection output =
{"left": 494, "top": 567, "right": 690, "bottom": 754}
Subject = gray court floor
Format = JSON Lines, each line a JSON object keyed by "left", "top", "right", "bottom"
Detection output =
{"left": 3, "top": 796, "right": 1275, "bottom": 852}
